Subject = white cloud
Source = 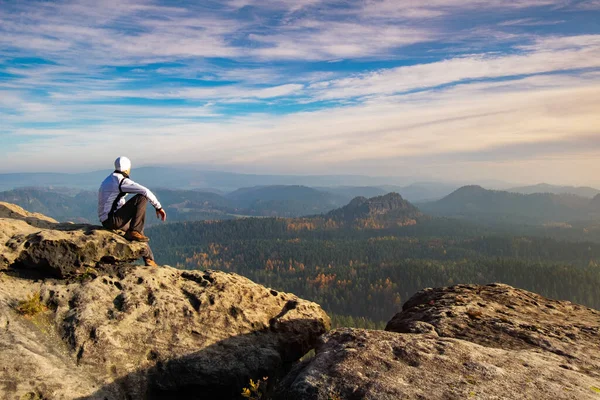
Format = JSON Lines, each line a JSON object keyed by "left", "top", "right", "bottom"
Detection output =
{"left": 305, "top": 35, "right": 600, "bottom": 100}
{"left": 3, "top": 73, "right": 600, "bottom": 184}
{"left": 498, "top": 18, "right": 565, "bottom": 26}
{"left": 358, "top": 0, "right": 571, "bottom": 19}
{"left": 2, "top": 0, "right": 600, "bottom": 185}
{"left": 250, "top": 22, "right": 434, "bottom": 60}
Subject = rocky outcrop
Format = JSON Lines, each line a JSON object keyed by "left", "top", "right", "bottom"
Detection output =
{"left": 386, "top": 283, "right": 600, "bottom": 377}
{"left": 1, "top": 267, "right": 329, "bottom": 399}
{"left": 0, "top": 203, "right": 330, "bottom": 399}
{"left": 0, "top": 201, "right": 148, "bottom": 277}
{"left": 278, "top": 284, "right": 600, "bottom": 399}
{"left": 326, "top": 193, "right": 422, "bottom": 228}
{"left": 276, "top": 328, "right": 600, "bottom": 400}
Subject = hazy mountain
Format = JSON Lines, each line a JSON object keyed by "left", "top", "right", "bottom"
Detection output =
{"left": 508, "top": 183, "right": 600, "bottom": 198}
{"left": 0, "top": 187, "right": 237, "bottom": 224}
{"left": 326, "top": 193, "right": 423, "bottom": 228}
{"left": 0, "top": 167, "right": 451, "bottom": 193}
{"left": 590, "top": 194, "right": 600, "bottom": 211}
{"left": 419, "top": 185, "right": 592, "bottom": 223}
{"left": 0, "top": 187, "right": 231, "bottom": 225}
{"left": 380, "top": 182, "right": 459, "bottom": 202}
{"left": 0, "top": 168, "right": 373, "bottom": 191}
{"left": 0, "top": 188, "right": 98, "bottom": 223}
{"left": 316, "top": 186, "right": 388, "bottom": 202}
{"left": 0, "top": 185, "right": 354, "bottom": 223}
{"left": 226, "top": 185, "right": 347, "bottom": 217}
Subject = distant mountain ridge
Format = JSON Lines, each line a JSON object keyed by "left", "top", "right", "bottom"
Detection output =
{"left": 379, "top": 182, "right": 459, "bottom": 202}
{"left": 226, "top": 185, "right": 347, "bottom": 217}
{"left": 0, "top": 188, "right": 97, "bottom": 223}
{"left": 421, "top": 185, "right": 599, "bottom": 223}
{"left": 315, "top": 186, "right": 388, "bottom": 202}
{"left": 508, "top": 183, "right": 600, "bottom": 198}
{"left": 5, "top": 183, "right": 600, "bottom": 227}
{"left": 0, "top": 168, "right": 430, "bottom": 193}
{"left": 0, "top": 185, "right": 350, "bottom": 223}
{"left": 590, "top": 194, "right": 600, "bottom": 212}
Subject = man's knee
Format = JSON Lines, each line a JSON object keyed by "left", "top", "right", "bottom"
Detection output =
{"left": 132, "top": 194, "right": 147, "bottom": 205}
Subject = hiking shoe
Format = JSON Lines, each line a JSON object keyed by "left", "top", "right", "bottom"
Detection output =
{"left": 124, "top": 230, "right": 149, "bottom": 242}
{"left": 145, "top": 259, "right": 159, "bottom": 267}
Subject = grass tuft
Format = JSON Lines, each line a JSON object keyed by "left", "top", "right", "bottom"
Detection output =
{"left": 16, "top": 292, "right": 47, "bottom": 317}
{"left": 241, "top": 377, "right": 268, "bottom": 399}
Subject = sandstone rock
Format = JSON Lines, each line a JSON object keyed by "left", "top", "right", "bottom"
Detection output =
{"left": 0, "top": 275, "right": 108, "bottom": 399}
{"left": 0, "top": 266, "right": 329, "bottom": 399}
{"left": 0, "top": 201, "right": 59, "bottom": 229}
{"left": 0, "top": 207, "right": 148, "bottom": 277}
{"left": 277, "top": 284, "right": 600, "bottom": 399}
{"left": 276, "top": 328, "right": 600, "bottom": 400}
{"left": 386, "top": 283, "right": 600, "bottom": 378}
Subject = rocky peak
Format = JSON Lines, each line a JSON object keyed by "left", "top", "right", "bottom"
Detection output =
{"left": 326, "top": 193, "right": 422, "bottom": 227}
{"left": 0, "top": 203, "right": 330, "bottom": 399}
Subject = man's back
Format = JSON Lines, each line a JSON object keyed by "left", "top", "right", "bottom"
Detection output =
{"left": 98, "top": 172, "right": 125, "bottom": 223}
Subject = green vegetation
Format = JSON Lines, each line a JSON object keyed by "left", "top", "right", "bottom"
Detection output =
{"left": 148, "top": 216, "right": 600, "bottom": 324}
{"left": 16, "top": 292, "right": 47, "bottom": 317}
{"left": 20, "top": 392, "right": 43, "bottom": 400}
{"left": 331, "top": 314, "right": 386, "bottom": 330}
{"left": 241, "top": 377, "right": 268, "bottom": 399}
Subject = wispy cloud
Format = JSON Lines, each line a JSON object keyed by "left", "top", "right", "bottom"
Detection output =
{"left": 306, "top": 35, "right": 600, "bottom": 100}
{"left": 1, "top": 0, "right": 599, "bottom": 185}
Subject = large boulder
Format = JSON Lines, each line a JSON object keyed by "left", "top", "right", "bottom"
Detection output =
{"left": 385, "top": 283, "right": 600, "bottom": 378}
{"left": 276, "top": 328, "right": 600, "bottom": 400}
{"left": 1, "top": 267, "right": 330, "bottom": 399}
{"left": 0, "top": 201, "right": 148, "bottom": 277}
{"left": 277, "top": 284, "right": 600, "bottom": 399}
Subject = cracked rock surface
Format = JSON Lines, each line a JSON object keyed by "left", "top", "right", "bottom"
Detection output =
{"left": 1, "top": 267, "right": 329, "bottom": 399}
{"left": 0, "top": 202, "right": 330, "bottom": 399}
{"left": 276, "top": 328, "right": 600, "bottom": 400}
{"left": 0, "top": 201, "right": 148, "bottom": 277}
{"left": 277, "top": 284, "right": 600, "bottom": 400}
{"left": 386, "top": 283, "right": 600, "bottom": 378}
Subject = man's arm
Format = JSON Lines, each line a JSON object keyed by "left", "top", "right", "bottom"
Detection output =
{"left": 120, "top": 178, "right": 163, "bottom": 211}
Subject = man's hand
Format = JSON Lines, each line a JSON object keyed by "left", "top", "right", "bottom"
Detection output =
{"left": 156, "top": 208, "right": 167, "bottom": 221}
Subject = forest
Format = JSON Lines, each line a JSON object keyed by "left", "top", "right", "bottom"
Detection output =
{"left": 148, "top": 217, "right": 600, "bottom": 325}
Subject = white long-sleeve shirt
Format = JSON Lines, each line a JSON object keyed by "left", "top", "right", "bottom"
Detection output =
{"left": 98, "top": 172, "right": 162, "bottom": 222}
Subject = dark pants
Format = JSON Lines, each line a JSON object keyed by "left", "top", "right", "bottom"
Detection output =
{"left": 103, "top": 194, "right": 147, "bottom": 233}
{"left": 102, "top": 194, "right": 154, "bottom": 261}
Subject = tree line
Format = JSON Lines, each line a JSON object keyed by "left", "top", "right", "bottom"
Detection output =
{"left": 148, "top": 218, "right": 600, "bottom": 325}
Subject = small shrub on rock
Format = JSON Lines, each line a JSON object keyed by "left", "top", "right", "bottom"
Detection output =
{"left": 241, "top": 377, "right": 268, "bottom": 399}
{"left": 16, "top": 292, "right": 47, "bottom": 317}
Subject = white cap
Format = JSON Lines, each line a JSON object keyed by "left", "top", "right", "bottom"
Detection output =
{"left": 114, "top": 156, "right": 131, "bottom": 172}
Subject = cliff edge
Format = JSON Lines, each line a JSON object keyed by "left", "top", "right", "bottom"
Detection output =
{"left": 0, "top": 203, "right": 330, "bottom": 399}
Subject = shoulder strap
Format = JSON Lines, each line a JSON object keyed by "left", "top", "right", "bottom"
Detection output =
{"left": 109, "top": 176, "right": 127, "bottom": 216}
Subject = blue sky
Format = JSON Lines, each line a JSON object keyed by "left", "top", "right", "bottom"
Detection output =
{"left": 1, "top": 0, "right": 599, "bottom": 185}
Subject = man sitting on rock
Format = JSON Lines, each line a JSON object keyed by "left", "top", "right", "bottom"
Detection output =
{"left": 98, "top": 156, "right": 166, "bottom": 267}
